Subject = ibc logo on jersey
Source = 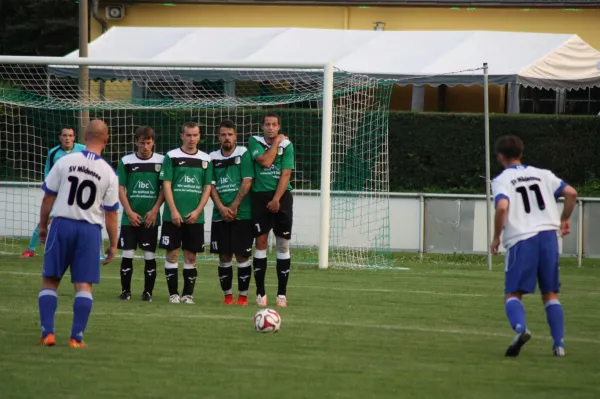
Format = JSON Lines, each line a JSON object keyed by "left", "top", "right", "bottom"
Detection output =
{"left": 135, "top": 180, "right": 154, "bottom": 190}
{"left": 184, "top": 175, "right": 196, "bottom": 183}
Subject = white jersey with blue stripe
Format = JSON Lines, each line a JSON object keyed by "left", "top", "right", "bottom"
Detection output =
{"left": 492, "top": 164, "right": 566, "bottom": 249}
{"left": 42, "top": 151, "right": 120, "bottom": 226}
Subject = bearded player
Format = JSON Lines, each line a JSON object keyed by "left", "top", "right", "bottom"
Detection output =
{"left": 209, "top": 120, "right": 254, "bottom": 305}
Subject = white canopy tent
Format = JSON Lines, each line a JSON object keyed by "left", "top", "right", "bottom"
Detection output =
{"left": 51, "top": 27, "right": 600, "bottom": 90}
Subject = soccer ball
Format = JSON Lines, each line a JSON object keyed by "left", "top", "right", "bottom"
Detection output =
{"left": 254, "top": 308, "right": 281, "bottom": 333}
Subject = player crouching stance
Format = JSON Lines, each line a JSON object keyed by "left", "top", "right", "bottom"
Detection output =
{"left": 248, "top": 113, "right": 295, "bottom": 307}
{"left": 116, "top": 126, "right": 164, "bottom": 302}
{"left": 491, "top": 135, "right": 577, "bottom": 357}
{"left": 209, "top": 120, "right": 254, "bottom": 305}
{"left": 38, "top": 120, "right": 119, "bottom": 348}
{"left": 159, "top": 122, "right": 212, "bottom": 304}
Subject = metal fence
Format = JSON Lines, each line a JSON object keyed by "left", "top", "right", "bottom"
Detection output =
{"left": 0, "top": 183, "right": 595, "bottom": 266}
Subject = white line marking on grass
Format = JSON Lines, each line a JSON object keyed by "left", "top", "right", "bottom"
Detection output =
{"left": 1, "top": 307, "right": 599, "bottom": 345}
{"left": 0, "top": 270, "right": 484, "bottom": 297}
{"left": 2, "top": 270, "right": 599, "bottom": 298}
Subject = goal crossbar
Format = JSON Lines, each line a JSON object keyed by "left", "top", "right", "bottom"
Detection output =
{"left": 0, "top": 55, "right": 330, "bottom": 70}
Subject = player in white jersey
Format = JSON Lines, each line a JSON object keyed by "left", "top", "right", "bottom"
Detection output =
{"left": 490, "top": 135, "right": 577, "bottom": 358}
{"left": 37, "top": 120, "right": 119, "bottom": 349}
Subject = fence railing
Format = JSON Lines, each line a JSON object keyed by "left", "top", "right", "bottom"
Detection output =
{"left": 1, "top": 183, "right": 595, "bottom": 266}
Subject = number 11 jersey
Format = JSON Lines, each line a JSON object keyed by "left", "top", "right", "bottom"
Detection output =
{"left": 492, "top": 164, "right": 567, "bottom": 249}
{"left": 42, "top": 151, "right": 120, "bottom": 226}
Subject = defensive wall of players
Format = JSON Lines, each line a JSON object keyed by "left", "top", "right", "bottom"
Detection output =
{"left": 2, "top": 183, "right": 598, "bottom": 263}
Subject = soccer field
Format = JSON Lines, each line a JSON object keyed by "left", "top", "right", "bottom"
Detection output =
{"left": 1, "top": 254, "right": 599, "bottom": 399}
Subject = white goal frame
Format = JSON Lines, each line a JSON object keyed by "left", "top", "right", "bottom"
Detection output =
{"left": 0, "top": 55, "right": 336, "bottom": 269}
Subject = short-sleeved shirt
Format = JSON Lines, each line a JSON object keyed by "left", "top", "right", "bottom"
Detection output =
{"left": 491, "top": 164, "right": 566, "bottom": 249}
{"left": 209, "top": 146, "right": 254, "bottom": 221}
{"left": 248, "top": 136, "right": 294, "bottom": 192}
{"left": 159, "top": 147, "right": 213, "bottom": 225}
{"left": 117, "top": 152, "right": 164, "bottom": 226}
{"left": 44, "top": 143, "right": 86, "bottom": 178}
{"left": 41, "top": 151, "right": 120, "bottom": 226}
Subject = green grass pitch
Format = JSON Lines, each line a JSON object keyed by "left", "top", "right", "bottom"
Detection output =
{"left": 0, "top": 253, "right": 599, "bottom": 399}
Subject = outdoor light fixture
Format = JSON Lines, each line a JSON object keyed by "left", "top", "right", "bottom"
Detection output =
{"left": 373, "top": 22, "right": 385, "bottom": 31}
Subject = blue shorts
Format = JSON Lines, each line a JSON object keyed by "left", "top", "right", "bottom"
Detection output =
{"left": 504, "top": 230, "right": 560, "bottom": 295}
{"left": 42, "top": 217, "right": 102, "bottom": 284}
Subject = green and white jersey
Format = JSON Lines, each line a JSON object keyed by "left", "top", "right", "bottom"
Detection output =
{"left": 159, "top": 147, "right": 213, "bottom": 224}
{"left": 210, "top": 146, "right": 254, "bottom": 222}
{"left": 248, "top": 136, "right": 295, "bottom": 193}
{"left": 117, "top": 152, "right": 164, "bottom": 226}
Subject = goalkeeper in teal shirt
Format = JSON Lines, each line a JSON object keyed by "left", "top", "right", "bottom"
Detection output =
{"left": 20, "top": 127, "right": 86, "bottom": 258}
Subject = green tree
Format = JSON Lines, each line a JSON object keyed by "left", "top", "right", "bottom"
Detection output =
{"left": 0, "top": 0, "right": 79, "bottom": 56}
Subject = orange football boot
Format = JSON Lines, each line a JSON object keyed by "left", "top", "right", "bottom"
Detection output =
{"left": 39, "top": 333, "right": 56, "bottom": 346}
{"left": 236, "top": 296, "right": 248, "bottom": 306}
{"left": 69, "top": 339, "right": 87, "bottom": 349}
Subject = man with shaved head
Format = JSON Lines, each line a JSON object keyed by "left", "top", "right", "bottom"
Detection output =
{"left": 37, "top": 119, "right": 120, "bottom": 348}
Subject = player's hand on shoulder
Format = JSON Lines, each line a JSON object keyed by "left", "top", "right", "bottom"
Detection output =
{"left": 560, "top": 220, "right": 571, "bottom": 237}
{"left": 267, "top": 199, "right": 280, "bottom": 213}
{"left": 102, "top": 247, "right": 117, "bottom": 265}
{"left": 39, "top": 226, "right": 48, "bottom": 244}
{"left": 144, "top": 208, "right": 158, "bottom": 228}
{"left": 185, "top": 209, "right": 200, "bottom": 224}
{"left": 127, "top": 210, "right": 143, "bottom": 227}
{"left": 275, "top": 135, "right": 288, "bottom": 145}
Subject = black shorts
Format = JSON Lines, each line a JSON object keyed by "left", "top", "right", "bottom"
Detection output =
{"left": 210, "top": 220, "right": 254, "bottom": 258}
{"left": 252, "top": 190, "right": 293, "bottom": 239}
{"left": 159, "top": 221, "right": 205, "bottom": 253}
{"left": 118, "top": 225, "right": 159, "bottom": 252}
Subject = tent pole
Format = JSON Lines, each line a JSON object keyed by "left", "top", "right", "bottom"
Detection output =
{"left": 78, "top": 0, "right": 90, "bottom": 143}
{"left": 484, "top": 62, "right": 492, "bottom": 271}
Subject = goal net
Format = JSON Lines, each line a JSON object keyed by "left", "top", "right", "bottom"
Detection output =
{"left": 0, "top": 58, "right": 393, "bottom": 268}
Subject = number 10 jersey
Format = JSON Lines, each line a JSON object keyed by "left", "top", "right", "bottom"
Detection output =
{"left": 491, "top": 164, "right": 567, "bottom": 249}
{"left": 42, "top": 151, "right": 120, "bottom": 226}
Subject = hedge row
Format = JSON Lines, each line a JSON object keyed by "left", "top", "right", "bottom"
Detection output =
{"left": 388, "top": 112, "right": 600, "bottom": 193}
{"left": 2, "top": 108, "right": 600, "bottom": 194}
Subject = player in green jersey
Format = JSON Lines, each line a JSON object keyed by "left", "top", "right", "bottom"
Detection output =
{"left": 159, "top": 122, "right": 213, "bottom": 304}
{"left": 209, "top": 120, "right": 255, "bottom": 306}
{"left": 248, "top": 112, "right": 295, "bottom": 308}
{"left": 116, "top": 126, "right": 164, "bottom": 302}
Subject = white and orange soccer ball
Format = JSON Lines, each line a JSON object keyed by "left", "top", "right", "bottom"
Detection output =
{"left": 254, "top": 308, "right": 281, "bottom": 333}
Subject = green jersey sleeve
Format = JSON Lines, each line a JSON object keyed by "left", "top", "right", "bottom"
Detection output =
{"left": 282, "top": 143, "right": 295, "bottom": 170}
{"left": 204, "top": 160, "right": 213, "bottom": 186}
{"left": 241, "top": 150, "right": 254, "bottom": 179}
{"left": 248, "top": 137, "right": 265, "bottom": 160}
{"left": 117, "top": 159, "right": 127, "bottom": 186}
{"left": 160, "top": 154, "right": 173, "bottom": 181}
